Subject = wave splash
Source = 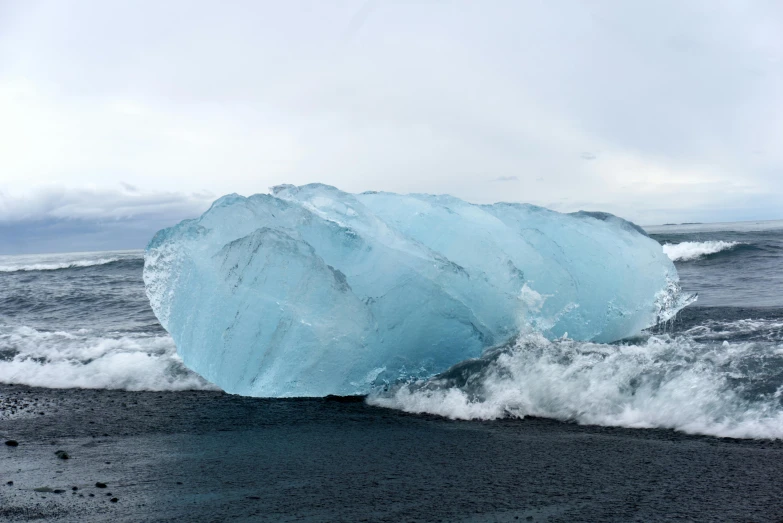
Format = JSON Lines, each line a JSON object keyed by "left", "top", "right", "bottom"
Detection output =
{"left": 0, "top": 258, "right": 123, "bottom": 273}
{"left": 0, "top": 326, "right": 215, "bottom": 391}
{"left": 663, "top": 241, "right": 741, "bottom": 262}
{"left": 0, "top": 251, "right": 144, "bottom": 273}
{"left": 368, "top": 322, "right": 783, "bottom": 439}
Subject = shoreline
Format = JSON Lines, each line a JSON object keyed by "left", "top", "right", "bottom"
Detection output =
{"left": 2, "top": 384, "right": 783, "bottom": 522}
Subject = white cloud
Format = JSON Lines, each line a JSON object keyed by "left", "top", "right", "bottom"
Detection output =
{"left": 0, "top": 0, "right": 781, "bottom": 232}
{"left": 0, "top": 80, "right": 300, "bottom": 196}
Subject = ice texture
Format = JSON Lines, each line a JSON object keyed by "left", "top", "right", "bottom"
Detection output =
{"left": 144, "top": 184, "right": 691, "bottom": 397}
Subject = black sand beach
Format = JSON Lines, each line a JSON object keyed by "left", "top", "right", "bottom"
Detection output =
{"left": 2, "top": 384, "right": 783, "bottom": 522}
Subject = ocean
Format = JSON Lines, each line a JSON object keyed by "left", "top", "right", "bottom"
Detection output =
{"left": 1, "top": 220, "right": 783, "bottom": 439}
{"left": 3, "top": 219, "right": 783, "bottom": 522}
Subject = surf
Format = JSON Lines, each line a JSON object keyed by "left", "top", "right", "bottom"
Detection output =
{"left": 0, "top": 325, "right": 213, "bottom": 392}
{"left": 368, "top": 318, "right": 783, "bottom": 439}
{"left": 0, "top": 251, "right": 143, "bottom": 273}
{"left": 662, "top": 240, "right": 742, "bottom": 262}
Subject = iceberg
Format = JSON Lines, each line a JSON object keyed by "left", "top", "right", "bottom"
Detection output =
{"left": 144, "top": 184, "right": 691, "bottom": 397}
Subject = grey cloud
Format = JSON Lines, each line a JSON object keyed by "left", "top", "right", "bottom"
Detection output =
{"left": 0, "top": 186, "right": 213, "bottom": 223}
{"left": 120, "top": 182, "right": 139, "bottom": 193}
{"left": 0, "top": 186, "right": 214, "bottom": 254}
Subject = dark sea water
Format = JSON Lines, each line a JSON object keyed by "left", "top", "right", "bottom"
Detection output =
{"left": 1, "top": 220, "right": 783, "bottom": 439}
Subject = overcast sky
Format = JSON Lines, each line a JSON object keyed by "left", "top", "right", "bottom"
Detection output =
{"left": 1, "top": 0, "right": 782, "bottom": 253}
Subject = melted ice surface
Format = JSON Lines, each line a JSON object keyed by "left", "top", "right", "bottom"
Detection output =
{"left": 143, "top": 184, "right": 690, "bottom": 397}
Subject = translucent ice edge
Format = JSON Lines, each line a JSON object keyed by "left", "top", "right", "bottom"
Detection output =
{"left": 144, "top": 184, "right": 693, "bottom": 397}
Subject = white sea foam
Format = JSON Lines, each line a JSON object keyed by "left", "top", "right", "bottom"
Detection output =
{"left": 685, "top": 318, "right": 783, "bottom": 342}
{"left": 0, "top": 250, "right": 143, "bottom": 273}
{"left": 663, "top": 241, "right": 740, "bottom": 262}
{"left": 0, "top": 258, "right": 123, "bottom": 273}
{"left": 0, "top": 326, "right": 216, "bottom": 391}
{"left": 368, "top": 330, "right": 783, "bottom": 440}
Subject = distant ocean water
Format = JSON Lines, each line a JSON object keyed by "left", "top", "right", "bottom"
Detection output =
{"left": 1, "top": 220, "right": 782, "bottom": 438}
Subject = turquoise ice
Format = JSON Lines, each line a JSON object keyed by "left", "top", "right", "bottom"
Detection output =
{"left": 143, "top": 184, "right": 691, "bottom": 397}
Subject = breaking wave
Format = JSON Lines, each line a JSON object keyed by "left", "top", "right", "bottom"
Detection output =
{"left": 0, "top": 257, "right": 123, "bottom": 273}
{"left": 0, "top": 325, "right": 215, "bottom": 391}
{"left": 0, "top": 251, "right": 144, "bottom": 273}
{"left": 663, "top": 241, "right": 741, "bottom": 262}
{"left": 368, "top": 321, "right": 783, "bottom": 439}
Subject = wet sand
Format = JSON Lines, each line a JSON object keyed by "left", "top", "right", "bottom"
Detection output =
{"left": 2, "top": 384, "right": 783, "bottom": 522}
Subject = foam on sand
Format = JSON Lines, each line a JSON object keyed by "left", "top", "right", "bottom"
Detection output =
{"left": 0, "top": 325, "right": 214, "bottom": 391}
{"left": 369, "top": 322, "right": 783, "bottom": 439}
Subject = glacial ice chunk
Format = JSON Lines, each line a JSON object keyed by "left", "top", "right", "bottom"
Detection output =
{"left": 143, "top": 184, "right": 691, "bottom": 397}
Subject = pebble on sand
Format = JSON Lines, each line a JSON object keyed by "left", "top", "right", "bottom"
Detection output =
{"left": 95, "top": 482, "right": 107, "bottom": 488}
{"left": 55, "top": 450, "right": 70, "bottom": 459}
{"left": 5, "top": 440, "right": 19, "bottom": 447}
